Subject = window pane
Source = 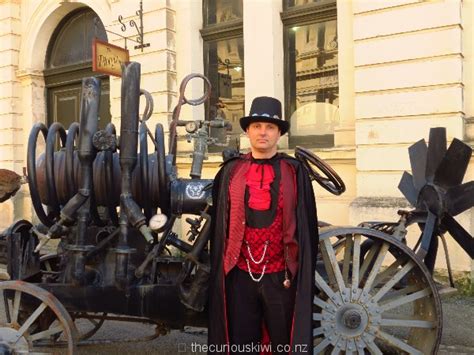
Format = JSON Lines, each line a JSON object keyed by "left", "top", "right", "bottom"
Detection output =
{"left": 204, "top": 37, "right": 245, "bottom": 150}
{"left": 286, "top": 20, "right": 338, "bottom": 148}
{"left": 205, "top": 0, "right": 243, "bottom": 26}
{"left": 47, "top": 9, "right": 107, "bottom": 69}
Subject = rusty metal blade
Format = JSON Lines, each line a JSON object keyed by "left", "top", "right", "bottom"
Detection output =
{"left": 442, "top": 214, "right": 474, "bottom": 259}
{"left": 398, "top": 172, "right": 418, "bottom": 206}
{"left": 434, "top": 138, "right": 472, "bottom": 188}
{"left": 446, "top": 181, "right": 474, "bottom": 216}
{"left": 408, "top": 139, "right": 428, "bottom": 192}
{"left": 425, "top": 128, "right": 447, "bottom": 183}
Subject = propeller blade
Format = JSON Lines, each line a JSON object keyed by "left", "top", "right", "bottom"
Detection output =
{"left": 408, "top": 139, "right": 428, "bottom": 192}
{"left": 416, "top": 211, "right": 437, "bottom": 260}
{"left": 425, "top": 127, "right": 447, "bottom": 182}
{"left": 398, "top": 172, "right": 418, "bottom": 206}
{"left": 442, "top": 214, "right": 474, "bottom": 259}
{"left": 446, "top": 181, "right": 474, "bottom": 216}
{"left": 434, "top": 138, "right": 472, "bottom": 188}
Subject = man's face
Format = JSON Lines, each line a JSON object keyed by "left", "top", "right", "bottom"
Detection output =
{"left": 246, "top": 121, "right": 281, "bottom": 154}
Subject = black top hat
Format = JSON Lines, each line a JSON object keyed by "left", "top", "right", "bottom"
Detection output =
{"left": 240, "top": 96, "right": 290, "bottom": 135}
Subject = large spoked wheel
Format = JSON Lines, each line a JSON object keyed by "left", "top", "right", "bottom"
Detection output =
{"left": 39, "top": 254, "right": 106, "bottom": 342}
{"left": 0, "top": 281, "right": 78, "bottom": 354}
{"left": 314, "top": 227, "right": 442, "bottom": 354}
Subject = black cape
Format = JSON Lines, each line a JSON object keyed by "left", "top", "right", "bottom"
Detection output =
{"left": 208, "top": 154, "right": 318, "bottom": 354}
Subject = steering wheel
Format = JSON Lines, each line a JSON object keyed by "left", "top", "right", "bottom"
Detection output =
{"left": 294, "top": 146, "right": 346, "bottom": 196}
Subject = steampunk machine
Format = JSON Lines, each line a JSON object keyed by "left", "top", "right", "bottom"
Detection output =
{"left": 0, "top": 61, "right": 473, "bottom": 354}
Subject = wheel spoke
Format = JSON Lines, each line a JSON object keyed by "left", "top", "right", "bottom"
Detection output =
{"left": 313, "top": 295, "right": 335, "bottom": 313}
{"left": 313, "top": 326, "right": 324, "bottom": 336}
{"left": 29, "top": 325, "right": 64, "bottom": 341}
{"left": 322, "top": 238, "right": 345, "bottom": 292}
{"left": 313, "top": 337, "right": 331, "bottom": 354}
{"left": 345, "top": 339, "right": 356, "bottom": 354}
{"left": 320, "top": 240, "right": 337, "bottom": 287}
{"left": 371, "top": 261, "right": 415, "bottom": 303}
{"left": 364, "top": 339, "right": 383, "bottom": 355}
{"left": 373, "top": 257, "right": 404, "bottom": 287}
{"left": 380, "top": 287, "right": 431, "bottom": 312}
{"left": 376, "top": 330, "right": 423, "bottom": 355}
{"left": 16, "top": 302, "right": 48, "bottom": 338}
{"left": 377, "top": 284, "right": 420, "bottom": 303}
{"left": 380, "top": 318, "right": 435, "bottom": 328}
{"left": 313, "top": 313, "right": 322, "bottom": 321}
{"left": 342, "top": 236, "right": 353, "bottom": 287}
{"left": 315, "top": 272, "right": 340, "bottom": 304}
{"left": 87, "top": 318, "right": 99, "bottom": 327}
{"left": 359, "top": 242, "right": 380, "bottom": 282}
{"left": 362, "top": 242, "right": 389, "bottom": 294}
{"left": 12, "top": 290, "right": 22, "bottom": 324}
{"left": 351, "top": 235, "right": 361, "bottom": 288}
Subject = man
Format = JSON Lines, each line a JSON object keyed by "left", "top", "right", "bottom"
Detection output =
{"left": 208, "top": 96, "right": 318, "bottom": 355}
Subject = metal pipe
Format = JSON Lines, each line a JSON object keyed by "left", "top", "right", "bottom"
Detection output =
{"left": 118, "top": 62, "right": 153, "bottom": 245}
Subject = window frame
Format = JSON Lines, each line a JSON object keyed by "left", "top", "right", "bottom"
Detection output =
{"left": 201, "top": 0, "right": 244, "bottom": 151}
{"left": 281, "top": 0, "right": 338, "bottom": 148}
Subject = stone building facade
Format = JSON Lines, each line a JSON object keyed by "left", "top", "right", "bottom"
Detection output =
{"left": 0, "top": 0, "right": 473, "bottom": 271}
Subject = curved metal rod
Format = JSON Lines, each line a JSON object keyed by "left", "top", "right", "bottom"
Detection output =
{"left": 45, "top": 122, "right": 67, "bottom": 219}
{"left": 168, "top": 74, "right": 212, "bottom": 158}
{"left": 140, "top": 89, "right": 154, "bottom": 122}
{"left": 65, "top": 123, "right": 80, "bottom": 200}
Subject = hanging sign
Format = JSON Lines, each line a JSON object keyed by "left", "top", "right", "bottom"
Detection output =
{"left": 92, "top": 38, "right": 129, "bottom": 77}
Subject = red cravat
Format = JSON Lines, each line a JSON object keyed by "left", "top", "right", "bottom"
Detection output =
{"left": 245, "top": 163, "right": 275, "bottom": 210}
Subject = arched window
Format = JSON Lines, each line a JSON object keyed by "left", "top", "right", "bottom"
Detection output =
{"left": 44, "top": 8, "right": 111, "bottom": 129}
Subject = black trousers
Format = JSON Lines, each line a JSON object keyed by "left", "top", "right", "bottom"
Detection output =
{"left": 225, "top": 268, "right": 296, "bottom": 355}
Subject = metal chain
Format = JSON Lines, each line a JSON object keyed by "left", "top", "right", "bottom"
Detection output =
{"left": 245, "top": 259, "right": 268, "bottom": 282}
{"left": 245, "top": 240, "right": 269, "bottom": 264}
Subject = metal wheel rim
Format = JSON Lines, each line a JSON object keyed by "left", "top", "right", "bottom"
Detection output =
{"left": 0, "top": 281, "right": 78, "bottom": 354}
{"left": 314, "top": 227, "right": 442, "bottom": 354}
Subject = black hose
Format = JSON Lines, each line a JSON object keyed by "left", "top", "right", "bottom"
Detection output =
{"left": 65, "top": 122, "right": 79, "bottom": 199}
{"left": 155, "top": 123, "right": 168, "bottom": 213}
{"left": 45, "top": 122, "right": 67, "bottom": 219}
{"left": 105, "top": 123, "right": 118, "bottom": 224}
{"left": 28, "top": 123, "right": 53, "bottom": 226}
{"left": 140, "top": 121, "right": 152, "bottom": 220}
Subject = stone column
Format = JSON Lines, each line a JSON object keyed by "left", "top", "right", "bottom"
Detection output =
{"left": 242, "top": 0, "right": 285, "bottom": 148}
